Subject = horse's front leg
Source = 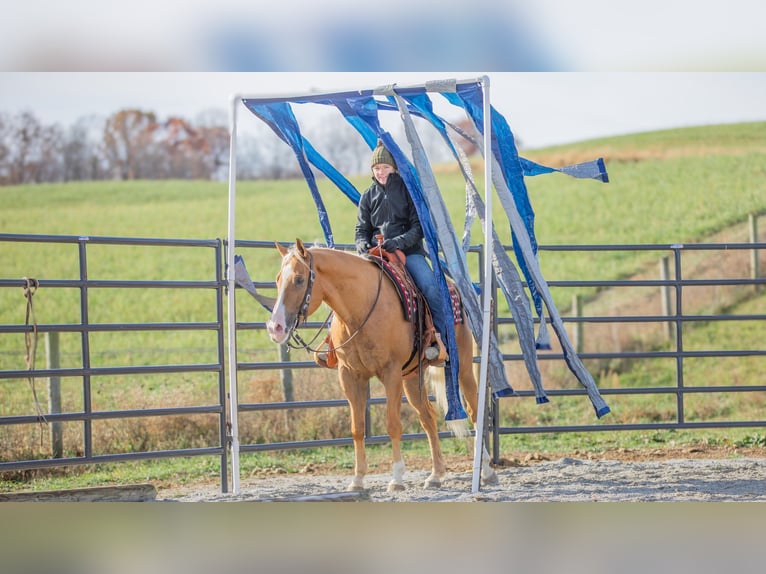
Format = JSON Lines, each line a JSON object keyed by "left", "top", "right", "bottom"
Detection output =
{"left": 403, "top": 377, "right": 446, "bottom": 489}
{"left": 339, "top": 368, "right": 369, "bottom": 491}
{"left": 382, "top": 372, "right": 406, "bottom": 492}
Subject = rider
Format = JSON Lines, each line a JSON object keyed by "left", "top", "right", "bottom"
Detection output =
{"left": 355, "top": 140, "right": 447, "bottom": 361}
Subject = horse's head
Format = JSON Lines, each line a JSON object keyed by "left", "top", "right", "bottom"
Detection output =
{"left": 266, "top": 238, "right": 316, "bottom": 344}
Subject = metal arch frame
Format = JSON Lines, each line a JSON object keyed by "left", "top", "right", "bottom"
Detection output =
{"left": 226, "top": 76, "right": 495, "bottom": 495}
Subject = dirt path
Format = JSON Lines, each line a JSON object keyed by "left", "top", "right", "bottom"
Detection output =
{"left": 158, "top": 447, "right": 766, "bottom": 502}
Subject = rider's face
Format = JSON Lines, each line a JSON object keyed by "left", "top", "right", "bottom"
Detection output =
{"left": 372, "top": 163, "right": 396, "bottom": 185}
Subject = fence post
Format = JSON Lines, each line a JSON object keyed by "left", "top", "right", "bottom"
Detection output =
{"left": 572, "top": 293, "right": 583, "bottom": 353}
{"left": 749, "top": 213, "right": 760, "bottom": 292}
{"left": 279, "top": 343, "right": 294, "bottom": 403}
{"left": 45, "top": 332, "right": 63, "bottom": 458}
{"left": 660, "top": 256, "right": 674, "bottom": 342}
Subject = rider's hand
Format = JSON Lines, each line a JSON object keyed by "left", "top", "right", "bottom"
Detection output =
{"left": 379, "top": 238, "right": 398, "bottom": 252}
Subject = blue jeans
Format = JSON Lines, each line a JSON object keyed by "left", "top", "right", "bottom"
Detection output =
{"left": 405, "top": 253, "right": 447, "bottom": 341}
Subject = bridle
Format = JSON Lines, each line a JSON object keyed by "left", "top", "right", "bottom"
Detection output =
{"left": 283, "top": 248, "right": 384, "bottom": 354}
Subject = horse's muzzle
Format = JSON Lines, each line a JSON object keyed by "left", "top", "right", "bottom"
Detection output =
{"left": 266, "top": 319, "right": 288, "bottom": 344}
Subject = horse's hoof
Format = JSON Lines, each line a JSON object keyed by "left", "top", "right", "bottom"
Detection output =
{"left": 482, "top": 472, "right": 500, "bottom": 486}
{"left": 387, "top": 482, "right": 406, "bottom": 492}
{"left": 423, "top": 479, "right": 442, "bottom": 489}
{"left": 347, "top": 483, "right": 366, "bottom": 492}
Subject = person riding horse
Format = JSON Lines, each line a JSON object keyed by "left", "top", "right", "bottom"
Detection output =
{"left": 355, "top": 140, "right": 446, "bottom": 362}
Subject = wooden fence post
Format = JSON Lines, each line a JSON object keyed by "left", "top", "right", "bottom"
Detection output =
{"left": 750, "top": 213, "right": 760, "bottom": 293}
{"left": 572, "top": 293, "right": 583, "bottom": 353}
{"left": 660, "top": 256, "right": 674, "bottom": 342}
{"left": 45, "top": 332, "right": 63, "bottom": 458}
{"left": 279, "top": 343, "right": 294, "bottom": 403}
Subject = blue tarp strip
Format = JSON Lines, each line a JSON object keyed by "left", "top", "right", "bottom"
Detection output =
{"left": 239, "top": 82, "right": 611, "bottom": 419}
{"left": 393, "top": 90, "right": 514, "bottom": 400}
{"left": 444, "top": 88, "right": 610, "bottom": 417}
{"left": 243, "top": 101, "right": 336, "bottom": 246}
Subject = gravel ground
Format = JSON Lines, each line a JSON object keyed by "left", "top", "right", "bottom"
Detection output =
{"left": 158, "top": 456, "right": 766, "bottom": 502}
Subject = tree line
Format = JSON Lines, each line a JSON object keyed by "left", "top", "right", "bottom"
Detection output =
{"left": 0, "top": 107, "right": 464, "bottom": 186}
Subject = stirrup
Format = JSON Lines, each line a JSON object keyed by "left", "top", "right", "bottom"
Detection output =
{"left": 425, "top": 333, "right": 448, "bottom": 367}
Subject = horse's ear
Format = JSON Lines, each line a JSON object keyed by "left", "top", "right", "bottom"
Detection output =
{"left": 275, "top": 241, "right": 288, "bottom": 257}
{"left": 295, "top": 238, "right": 307, "bottom": 257}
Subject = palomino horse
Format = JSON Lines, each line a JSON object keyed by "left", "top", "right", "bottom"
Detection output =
{"left": 266, "top": 238, "right": 498, "bottom": 492}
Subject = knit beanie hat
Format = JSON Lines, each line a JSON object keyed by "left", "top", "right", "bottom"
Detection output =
{"left": 370, "top": 140, "right": 397, "bottom": 169}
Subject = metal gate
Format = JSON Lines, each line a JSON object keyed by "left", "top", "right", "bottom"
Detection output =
{"left": 2, "top": 233, "right": 765, "bottom": 492}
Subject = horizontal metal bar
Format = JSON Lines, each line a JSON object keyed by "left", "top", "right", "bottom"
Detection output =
{"left": 503, "top": 349, "right": 766, "bottom": 361}
{"left": 494, "top": 420, "right": 766, "bottom": 435}
{"left": 239, "top": 430, "right": 455, "bottom": 454}
{"left": 235, "top": 77, "right": 484, "bottom": 106}
{"left": 0, "top": 405, "right": 224, "bottom": 426}
{"left": 0, "top": 322, "right": 222, "bottom": 334}
{"left": 501, "top": 385, "right": 766, "bottom": 398}
{"left": 0, "top": 232, "right": 220, "bottom": 248}
{"left": 537, "top": 242, "right": 766, "bottom": 252}
{"left": 0, "top": 363, "right": 224, "bottom": 380}
{"left": 238, "top": 394, "right": 429, "bottom": 413}
{"left": 0, "top": 279, "right": 221, "bottom": 289}
{"left": 0, "top": 447, "right": 224, "bottom": 472}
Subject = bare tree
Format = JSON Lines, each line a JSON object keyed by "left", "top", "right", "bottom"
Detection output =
{"left": 33, "top": 122, "right": 65, "bottom": 183}
{"left": 0, "top": 112, "right": 10, "bottom": 184}
{"left": 102, "top": 109, "right": 158, "bottom": 180}
{"left": 305, "top": 117, "right": 369, "bottom": 176}
{"left": 63, "top": 115, "right": 107, "bottom": 181}
{"left": 0, "top": 111, "right": 66, "bottom": 184}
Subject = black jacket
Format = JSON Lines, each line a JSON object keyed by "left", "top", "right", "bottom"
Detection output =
{"left": 355, "top": 172, "right": 426, "bottom": 256}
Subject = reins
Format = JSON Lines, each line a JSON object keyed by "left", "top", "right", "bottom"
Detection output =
{"left": 285, "top": 249, "right": 385, "bottom": 354}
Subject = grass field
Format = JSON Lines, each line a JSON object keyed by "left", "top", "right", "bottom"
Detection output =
{"left": 2, "top": 122, "right": 766, "bottom": 490}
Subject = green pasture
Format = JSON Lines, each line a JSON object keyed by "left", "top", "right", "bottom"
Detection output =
{"left": 2, "top": 122, "right": 766, "bottom": 484}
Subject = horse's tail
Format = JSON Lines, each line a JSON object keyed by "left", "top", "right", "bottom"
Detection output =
{"left": 426, "top": 367, "right": 471, "bottom": 438}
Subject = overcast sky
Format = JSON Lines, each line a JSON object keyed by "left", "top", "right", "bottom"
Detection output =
{"left": 1, "top": 72, "right": 764, "bottom": 149}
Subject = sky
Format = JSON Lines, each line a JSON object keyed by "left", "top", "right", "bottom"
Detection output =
{"left": 1, "top": 72, "right": 765, "bottom": 149}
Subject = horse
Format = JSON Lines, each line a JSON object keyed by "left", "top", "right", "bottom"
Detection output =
{"left": 266, "top": 238, "right": 498, "bottom": 492}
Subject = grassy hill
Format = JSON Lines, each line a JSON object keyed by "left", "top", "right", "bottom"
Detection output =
{"left": 2, "top": 121, "right": 765, "bottom": 481}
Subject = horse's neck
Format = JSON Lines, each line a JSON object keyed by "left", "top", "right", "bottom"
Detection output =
{"left": 312, "top": 249, "right": 374, "bottom": 323}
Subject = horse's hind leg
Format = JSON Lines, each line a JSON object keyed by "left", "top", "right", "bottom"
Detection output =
{"left": 338, "top": 368, "right": 369, "bottom": 491}
{"left": 455, "top": 324, "right": 499, "bottom": 486}
{"left": 403, "top": 377, "right": 446, "bottom": 489}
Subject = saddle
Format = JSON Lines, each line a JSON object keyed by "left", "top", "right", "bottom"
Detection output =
{"left": 313, "top": 247, "right": 457, "bottom": 375}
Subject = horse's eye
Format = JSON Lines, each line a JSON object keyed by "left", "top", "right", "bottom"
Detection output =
{"left": 295, "top": 275, "right": 305, "bottom": 286}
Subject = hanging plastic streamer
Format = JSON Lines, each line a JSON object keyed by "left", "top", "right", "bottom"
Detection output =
{"left": 239, "top": 80, "right": 611, "bottom": 418}
{"left": 355, "top": 93, "right": 468, "bottom": 420}
{"left": 243, "top": 101, "right": 338, "bottom": 246}
{"left": 385, "top": 88, "right": 515, "bottom": 400}
{"left": 448, "top": 85, "right": 610, "bottom": 418}
{"left": 399, "top": 89, "right": 548, "bottom": 403}
{"left": 440, "top": 92, "right": 551, "bottom": 350}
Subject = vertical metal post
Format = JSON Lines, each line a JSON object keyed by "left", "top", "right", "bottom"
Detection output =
{"left": 489, "top": 256, "right": 501, "bottom": 464}
{"left": 660, "top": 255, "right": 674, "bottom": 341}
{"left": 214, "top": 241, "right": 229, "bottom": 493}
{"left": 78, "top": 241, "right": 92, "bottom": 459}
{"left": 472, "top": 76, "right": 493, "bottom": 493}
{"left": 673, "top": 246, "right": 685, "bottom": 424}
{"left": 45, "top": 332, "right": 63, "bottom": 458}
{"left": 750, "top": 213, "right": 760, "bottom": 292}
{"left": 226, "top": 95, "right": 241, "bottom": 494}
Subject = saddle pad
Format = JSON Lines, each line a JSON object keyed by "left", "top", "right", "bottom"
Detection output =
{"left": 371, "top": 257, "right": 462, "bottom": 325}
